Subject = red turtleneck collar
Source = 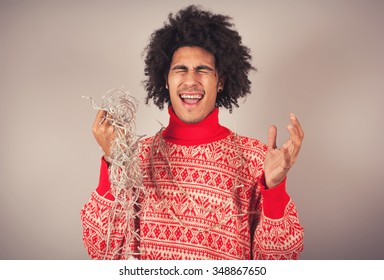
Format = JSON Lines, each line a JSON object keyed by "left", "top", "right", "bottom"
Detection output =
{"left": 162, "top": 107, "right": 230, "bottom": 145}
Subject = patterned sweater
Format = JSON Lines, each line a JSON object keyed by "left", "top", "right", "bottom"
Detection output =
{"left": 80, "top": 107, "right": 304, "bottom": 259}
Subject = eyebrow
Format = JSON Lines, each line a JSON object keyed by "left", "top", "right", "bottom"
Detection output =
{"left": 171, "top": 65, "right": 188, "bottom": 70}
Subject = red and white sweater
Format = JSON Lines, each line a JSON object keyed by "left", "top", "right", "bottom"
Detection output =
{"left": 80, "top": 107, "right": 304, "bottom": 260}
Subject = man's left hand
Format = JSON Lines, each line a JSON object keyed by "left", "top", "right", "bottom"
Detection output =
{"left": 263, "top": 113, "right": 304, "bottom": 188}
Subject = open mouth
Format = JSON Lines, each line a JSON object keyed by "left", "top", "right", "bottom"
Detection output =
{"left": 179, "top": 93, "right": 204, "bottom": 105}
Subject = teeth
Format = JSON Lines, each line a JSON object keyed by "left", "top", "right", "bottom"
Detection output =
{"left": 180, "top": 94, "right": 203, "bottom": 99}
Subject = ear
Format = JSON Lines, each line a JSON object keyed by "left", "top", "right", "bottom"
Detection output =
{"left": 164, "top": 74, "right": 169, "bottom": 89}
{"left": 217, "top": 75, "right": 226, "bottom": 92}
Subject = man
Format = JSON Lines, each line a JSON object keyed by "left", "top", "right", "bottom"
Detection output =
{"left": 81, "top": 5, "right": 304, "bottom": 260}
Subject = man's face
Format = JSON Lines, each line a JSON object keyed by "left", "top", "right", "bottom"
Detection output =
{"left": 166, "top": 46, "right": 224, "bottom": 124}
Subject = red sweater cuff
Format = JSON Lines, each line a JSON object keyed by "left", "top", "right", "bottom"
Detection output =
{"left": 259, "top": 174, "right": 290, "bottom": 219}
{"left": 96, "top": 157, "right": 115, "bottom": 201}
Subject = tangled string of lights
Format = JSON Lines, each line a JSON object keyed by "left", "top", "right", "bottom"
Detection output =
{"left": 84, "top": 88, "right": 146, "bottom": 259}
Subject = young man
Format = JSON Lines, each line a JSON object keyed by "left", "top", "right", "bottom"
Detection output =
{"left": 81, "top": 5, "right": 304, "bottom": 260}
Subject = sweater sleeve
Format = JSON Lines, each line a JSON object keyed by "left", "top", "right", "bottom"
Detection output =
{"left": 96, "top": 157, "right": 115, "bottom": 201}
{"left": 259, "top": 174, "right": 290, "bottom": 219}
{"left": 80, "top": 158, "right": 126, "bottom": 259}
{"left": 252, "top": 174, "right": 304, "bottom": 260}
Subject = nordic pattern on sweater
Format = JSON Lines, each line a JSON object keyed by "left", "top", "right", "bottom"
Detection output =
{"left": 81, "top": 132, "right": 304, "bottom": 259}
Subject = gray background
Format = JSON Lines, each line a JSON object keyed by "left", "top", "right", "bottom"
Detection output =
{"left": 1, "top": 0, "right": 383, "bottom": 259}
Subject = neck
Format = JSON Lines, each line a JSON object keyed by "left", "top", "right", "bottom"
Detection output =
{"left": 162, "top": 107, "right": 230, "bottom": 145}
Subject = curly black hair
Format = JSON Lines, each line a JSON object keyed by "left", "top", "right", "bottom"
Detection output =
{"left": 143, "top": 5, "right": 255, "bottom": 112}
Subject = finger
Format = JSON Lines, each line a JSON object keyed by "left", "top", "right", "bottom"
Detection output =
{"left": 106, "top": 125, "right": 116, "bottom": 139}
{"left": 286, "top": 126, "right": 301, "bottom": 163}
{"left": 288, "top": 124, "right": 301, "bottom": 147}
{"left": 282, "top": 138, "right": 294, "bottom": 155}
{"left": 290, "top": 113, "right": 304, "bottom": 139}
{"left": 289, "top": 113, "right": 304, "bottom": 147}
{"left": 104, "top": 113, "right": 114, "bottom": 125}
{"left": 282, "top": 142, "right": 292, "bottom": 169}
{"left": 93, "top": 110, "right": 107, "bottom": 130}
{"left": 268, "top": 125, "right": 277, "bottom": 149}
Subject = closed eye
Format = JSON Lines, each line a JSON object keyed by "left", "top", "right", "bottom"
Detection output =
{"left": 171, "top": 65, "right": 188, "bottom": 73}
{"left": 170, "top": 65, "right": 216, "bottom": 76}
{"left": 194, "top": 65, "right": 215, "bottom": 74}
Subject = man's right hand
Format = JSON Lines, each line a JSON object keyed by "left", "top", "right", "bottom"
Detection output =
{"left": 92, "top": 110, "right": 115, "bottom": 158}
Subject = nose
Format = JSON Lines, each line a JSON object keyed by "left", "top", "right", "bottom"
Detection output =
{"left": 182, "top": 70, "right": 200, "bottom": 86}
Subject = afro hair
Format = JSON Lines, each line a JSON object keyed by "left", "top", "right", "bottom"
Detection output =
{"left": 143, "top": 5, "right": 255, "bottom": 112}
